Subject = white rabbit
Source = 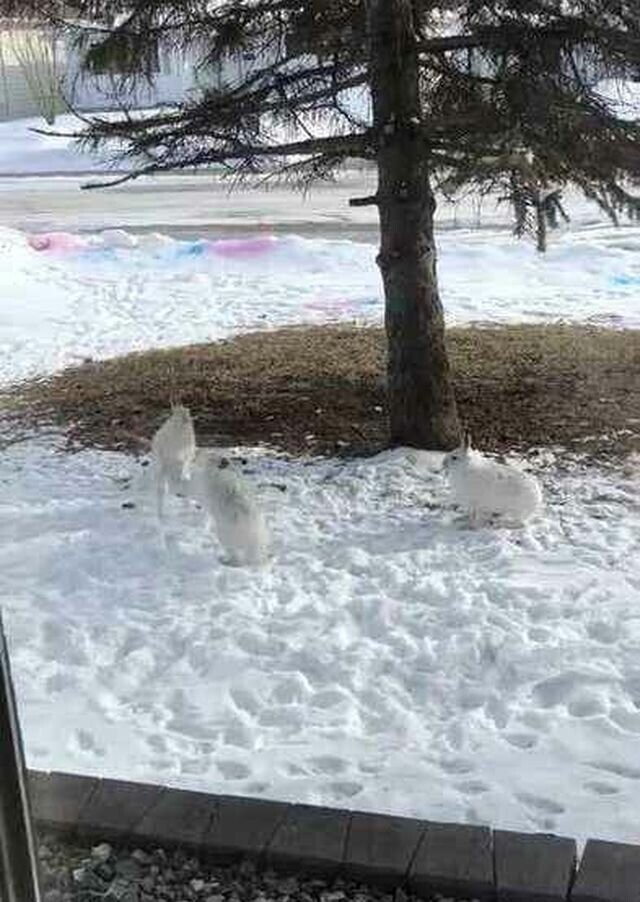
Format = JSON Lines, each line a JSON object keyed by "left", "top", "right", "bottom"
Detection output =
{"left": 442, "top": 433, "right": 542, "bottom": 525}
{"left": 195, "top": 453, "right": 270, "bottom": 566}
{"left": 151, "top": 404, "right": 196, "bottom": 517}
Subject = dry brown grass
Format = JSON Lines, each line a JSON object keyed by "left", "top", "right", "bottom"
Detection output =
{"left": 2, "top": 323, "right": 639, "bottom": 459}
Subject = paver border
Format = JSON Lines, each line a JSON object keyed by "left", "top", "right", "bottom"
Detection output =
{"left": 27, "top": 770, "right": 639, "bottom": 902}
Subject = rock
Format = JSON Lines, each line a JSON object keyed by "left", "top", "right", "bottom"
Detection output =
{"left": 132, "top": 849, "right": 152, "bottom": 866}
{"left": 95, "top": 861, "right": 117, "bottom": 882}
{"left": 40, "top": 862, "right": 59, "bottom": 890}
{"left": 116, "top": 857, "right": 143, "bottom": 879}
{"left": 105, "top": 877, "right": 139, "bottom": 901}
{"left": 91, "top": 842, "right": 113, "bottom": 863}
{"left": 73, "top": 865, "right": 110, "bottom": 894}
{"left": 72, "top": 867, "right": 87, "bottom": 884}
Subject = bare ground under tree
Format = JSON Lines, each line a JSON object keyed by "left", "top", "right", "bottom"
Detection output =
{"left": 1, "top": 324, "right": 639, "bottom": 461}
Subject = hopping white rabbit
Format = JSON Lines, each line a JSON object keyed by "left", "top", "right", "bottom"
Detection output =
{"left": 443, "top": 433, "right": 542, "bottom": 525}
{"left": 151, "top": 404, "right": 197, "bottom": 517}
{"left": 195, "top": 452, "right": 271, "bottom": 566}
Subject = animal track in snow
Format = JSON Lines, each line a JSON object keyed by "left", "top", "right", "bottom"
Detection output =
{"left": 270, "top": 673, "right": 312, "bottom": 705}
{"left": 457, "top": 780, "right": 490, "bottom": 795}
{"left": 328, "top": 780, "right": 363, "bottom": 799}
{"left": 245, "top": 781, "right": 270, "bottom": 794}
{"left": 229, "top": 686, "right": 262, "bottom": 717}
{"left": 609, "top": 707, "right": 640, "bottom": 733}
{"left": 584, "top": 780, "right": 620, "bottom": 796}
{"left": 45, "top": 671, "right": 78, "bottom": 694}
{"left": 588, "top": 760, "right": 640, "bottom": 781}
{"left": 216, "top": 759, "right": 251, "bottom": 780}
{"left": 307, "top": 755, "right": 349, "bottom": 775}
{"left": 567, "top": 693, "right": 607, "bottom": 718}
{"left": 223, "top": 719, "right": 254, "bottom": 749}
{"left": 69, "top": 728, "right": 105, "bottom": 758}
{"left": 504, "top": 732, "right": 539, "bottom": 750}
{"left": 146, "top": 733, "right": 167, "bottom": 753}
{"left": 438, "top": 757, "right": 476, "bottom": 775}
{"left": 516, "top": 793, "right": 565, "bottom": 815}
{"left": 310, "top": 687, "right": 353, "bottom": 709}
{"left": 258, "top": 705, "right": 305, "bottom": 729}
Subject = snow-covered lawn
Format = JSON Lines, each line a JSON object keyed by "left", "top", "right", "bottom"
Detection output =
{"left": 1, "top": 218, "right": 639, "bottom": 845}
{"left": 1, "top": 224, "right": 639, "bottom": 383}
{"left": 0, "top": 115, "right": 123, "bottom": 175}
{"left": 3, "top": 439, "right": 639, "bottom": 846}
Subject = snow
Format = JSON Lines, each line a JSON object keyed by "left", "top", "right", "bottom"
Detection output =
{"left": 2, "top": 438, "right": 639, "bottom": 846}
{"left": 0, "top": 115, "right": 124, "bottom": 175}
{"left": 596, "top": 79, "right": 640, "bottom": 121}
{"left": 1, "top": 223, "right": 639, "bottom": 384}
{"left": 0, "top": 203, "right": 639, "bottom": 845}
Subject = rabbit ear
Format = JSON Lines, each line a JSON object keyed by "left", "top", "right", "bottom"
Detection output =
{"left": 463, "top": 431, "right": 472, "bottom": 451}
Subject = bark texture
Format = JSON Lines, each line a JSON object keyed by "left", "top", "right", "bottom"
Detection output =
{"left": 367, "top": 0, "right": 460, "bottom": 449}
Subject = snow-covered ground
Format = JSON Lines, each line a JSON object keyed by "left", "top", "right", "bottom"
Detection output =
{"left": 0, "top": 115, "right": 123, "bottom": 176}
{"left": 1, "top": 224, "right": 639, "bottom": 384}
{"left": 0, "top": 205, "right": 639, "bottom": 845}
{"left": 2, "top": 439, "right": 639, "bottom": 846}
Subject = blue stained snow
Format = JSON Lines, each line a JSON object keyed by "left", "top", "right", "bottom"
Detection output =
{"left": 177, "top": 240, "right": 208, "bottom": 257}
{"left": 611, "top": 274, "right": 640, "bottom": 286}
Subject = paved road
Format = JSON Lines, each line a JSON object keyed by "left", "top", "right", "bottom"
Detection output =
{"left": 0, "top": 170, "right": 606, "bottom": 238}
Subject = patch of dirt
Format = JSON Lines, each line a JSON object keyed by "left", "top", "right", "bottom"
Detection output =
{"left": 2, "top": 324, "right": 639, "bottom": 460}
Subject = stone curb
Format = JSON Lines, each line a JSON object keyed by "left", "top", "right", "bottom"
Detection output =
{"left": 28, "top": 770, "right": 640, "bottom": 902}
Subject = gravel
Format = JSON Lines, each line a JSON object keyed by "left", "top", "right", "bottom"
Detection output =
{"left": 33, "top": 837, "right": 439, "bottom": 902}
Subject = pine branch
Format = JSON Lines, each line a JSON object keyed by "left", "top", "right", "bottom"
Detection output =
{"left": 80, "top": 131, "right": 373, "bottom": 188}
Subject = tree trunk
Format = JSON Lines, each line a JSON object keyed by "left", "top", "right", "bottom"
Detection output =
{"left": 535, "top": 190, "right": 548, "bottom": 253}
{"left": 366, "top": 0, "right": 460, "bottom": 449}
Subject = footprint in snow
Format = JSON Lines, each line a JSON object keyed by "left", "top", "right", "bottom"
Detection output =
{"left": 516, "top": 792, "right": 565, "bottom": 815}
{"left": 583, "top": 780, "right": 620, "bottom": 796}
{"left": 69, "top": 728, "right": 105, "bottom": 758}
{"left": 328, "top": 780, "right": 363, "bottom": 799}
{"left": 456, "top": 780, "right": 490, "bottom": 796}
{"left": 504, "top": 732, "right": 539, "bottom": 750}
{"left": 438, "top": 756, "right": 476, "bottom": 775}
{"left": 216, "top": 759, "right": 251, "bottom": 780}
{"left": 307, "top": 754, "right": 350, "bottom": 775}
{"left": 588, "top": 760, "right": 640, "bottom": 780}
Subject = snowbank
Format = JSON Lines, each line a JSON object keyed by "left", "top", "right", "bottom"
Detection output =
{"left": 0, "top": 114, "right": 124, "bottom": 175}
{"left": 0, "top": 224, "right": 638, "bottom": 385}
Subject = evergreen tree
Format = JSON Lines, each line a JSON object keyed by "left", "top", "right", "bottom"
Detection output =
{"left": 5, "top": 0, "right": 639, "bottom": 447}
